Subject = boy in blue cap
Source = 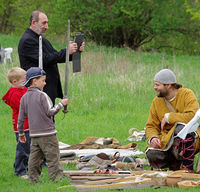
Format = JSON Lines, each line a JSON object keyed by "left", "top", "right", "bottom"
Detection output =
{"left": 17, "top": 67, "right": 69, "bottom": 183}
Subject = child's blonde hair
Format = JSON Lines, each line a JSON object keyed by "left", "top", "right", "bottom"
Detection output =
{"left": 7, "top": 67, "right": 26, "bottom": 83}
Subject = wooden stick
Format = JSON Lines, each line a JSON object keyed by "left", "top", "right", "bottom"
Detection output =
{"left": 84, "top": 175, "right": 137, "bottom": 185}
{"left": 170, "top": 171, "right": 200, "bottom": 179}
{"left": 57, "top": 178, "right": 152, "bottom": 190}
{"left": 75, "top": 178, "right": 152, "bottom": 189}
{"left": 64, "top": 170, "right": 130, "bottom": 176}
{"left": 71, "top": 176, "right": 118, "bottom": 180}
{"left": 131, "top": 170, "right": 170, "bottom": 175}
{"left": 196, "top": 154, "right": 200, "bottom": 173}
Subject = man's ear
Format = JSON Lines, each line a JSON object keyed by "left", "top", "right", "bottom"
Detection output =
{"left": 31, "top": 19, "right": 36, "bottom": 26}
{"left": 166, "top": 84, "right": 172, "bottom": 89}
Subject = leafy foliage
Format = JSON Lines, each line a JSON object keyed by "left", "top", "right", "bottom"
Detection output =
{"left": 1, "top": 0, "right": 200, "bottom": 54}
{"left": 185, "top": 0, "right": 200, "bottom": 20}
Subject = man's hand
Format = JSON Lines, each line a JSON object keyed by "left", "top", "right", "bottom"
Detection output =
{"left": 79, "top": 42, "right": 85, "bottom": 52}
{"left": 19, "top": 135, "right": 26, "bottom": 143}
{"left": 69, "top": 41, "right": 77, "bottom": 54}
{"left": 150, "top": 137, "right": 161, "bottom": 149}
{"left": 69, "top": 41, "right": 85, "bottom": 54}
{"left": 161, "top": 118, "right": 167, "bottom": 131}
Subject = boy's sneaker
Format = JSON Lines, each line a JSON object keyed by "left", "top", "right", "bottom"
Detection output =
{"left": 20, "top": 174, "right": 29, "bottom": 179}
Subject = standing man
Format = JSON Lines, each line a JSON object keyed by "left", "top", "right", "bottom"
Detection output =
{"left": 145, "top": 69, "right": 200, "bottom": 172}
{"left": 18, "top": 10, "right": 85, "bottom": 105}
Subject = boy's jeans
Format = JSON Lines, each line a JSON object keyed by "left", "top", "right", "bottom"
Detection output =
{"left": 14, "top": 132, "right": 30, "bottom": 176}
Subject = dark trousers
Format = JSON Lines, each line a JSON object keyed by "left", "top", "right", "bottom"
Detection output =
{"left": 14, "top": 132, "right": 30, "bottom": 176}
{"left": 146, "top": 134, "right": 195, "bottom": 171}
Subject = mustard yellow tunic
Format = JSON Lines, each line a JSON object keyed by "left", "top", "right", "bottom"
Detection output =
{"left": 145, "top": 88, "right": 200, "bottom": 151}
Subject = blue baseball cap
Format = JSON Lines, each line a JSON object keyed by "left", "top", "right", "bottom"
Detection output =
{"left": 23, "top": 67, "right": 46, "bottom": 86}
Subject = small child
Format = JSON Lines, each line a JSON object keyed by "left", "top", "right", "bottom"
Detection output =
{"left": 2, "top": 67, "right": 30, "bottom": 178}
{"left": 17, "top": 67, "right": 69, "bottom": 184}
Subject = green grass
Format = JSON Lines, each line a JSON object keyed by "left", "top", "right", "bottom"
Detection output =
{"left": 1, "top": 33, "right": 200, "bottom": 191}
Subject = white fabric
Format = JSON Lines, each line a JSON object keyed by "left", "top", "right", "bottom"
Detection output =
{"left": 60, "top": 148, "right": 143, "bottom": 157}
{"left": 164, "top": 113, "right": 170, "bottom": 123}
{"left": 176, "top": 109, "right": 200, "bottom": 139}
{"left": 59, "top": 141, "right": 71, "bottom": 149}
{"left": 127, "top": 128, "right": 146, "bottom": 141}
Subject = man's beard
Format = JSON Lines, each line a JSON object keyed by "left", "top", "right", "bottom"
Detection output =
{"left": 157, "top": 90, "right": 168, "bottom": 97}
{"left": 35, "top": 25, "right": 45, "bottom": 35}
{"left": 157, "top": 93, "right": 165, "bottom": 97}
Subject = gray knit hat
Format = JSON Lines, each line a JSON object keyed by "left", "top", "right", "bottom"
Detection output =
{"left": 154, "top": 69, "right": 176, "bottom": 84}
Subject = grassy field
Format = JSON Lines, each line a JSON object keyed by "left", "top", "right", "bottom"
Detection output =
{"left": 1, "top": 34, "right": 200, "bottom": 191}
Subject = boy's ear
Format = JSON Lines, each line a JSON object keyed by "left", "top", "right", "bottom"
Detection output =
{"left": 11, "top": 79, "right": 17, "bottom": 84}
{"left": 32, "top": 78, "right": 37, "bottom": 84}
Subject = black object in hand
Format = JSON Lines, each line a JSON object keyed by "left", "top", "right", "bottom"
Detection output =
{"left": 72, "top": 32, "right": 84, "bottom": 73}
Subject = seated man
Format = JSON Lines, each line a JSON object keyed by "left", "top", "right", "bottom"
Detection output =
{"left": 145, "top": 69, "right": 200, "bottom": 172}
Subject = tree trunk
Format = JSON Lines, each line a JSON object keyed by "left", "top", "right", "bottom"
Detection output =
{"left": 0, "top": 1, "right": 12, "bottom": 33}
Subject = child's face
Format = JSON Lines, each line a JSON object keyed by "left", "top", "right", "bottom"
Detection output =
{"left": 33, "top": 75, "right": 46, "bottom": 90}
{"left": 12, "top": 75, "right": 26, "bottom": 89}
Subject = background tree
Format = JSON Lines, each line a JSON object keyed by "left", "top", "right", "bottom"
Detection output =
{"left": 8, "top": 0, "right": 51, "bottom": 35}
{"left": 144, "top": 0, "right": 200, "bottom": 55}
{"left": 185, "top": 0, "right": 200, "bottom": 20}
{"left": 49, "top": 0, "right": 200, "bottom": 54}
{"left": 1, "top": 0, "right": 200, "bottom": 55}
{"left": 0, "top": 0, "right": 15, "bottom": 33}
